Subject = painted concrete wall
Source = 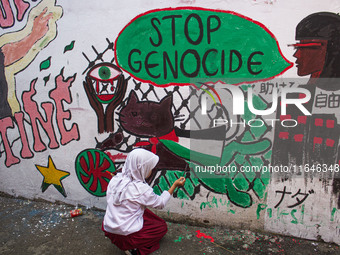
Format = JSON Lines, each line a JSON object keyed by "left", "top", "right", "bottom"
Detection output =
{"left": 1, "top": 0, "right": 340, "bottom": 245}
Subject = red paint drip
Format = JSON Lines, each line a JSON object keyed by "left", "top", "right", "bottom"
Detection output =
{"left": 196, "top": 230, "right": 215, "bottom": 243}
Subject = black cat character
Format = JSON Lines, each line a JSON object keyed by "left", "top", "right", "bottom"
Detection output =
{"left": 97, "top": 90, "right": 190, "bottom": 181}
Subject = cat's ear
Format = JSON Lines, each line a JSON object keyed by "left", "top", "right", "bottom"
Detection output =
{"left": 127, "top": 90, "right": 139, "bottom": 105}
{"left": 160, "top": 94, "right": 173, "bottom": 110}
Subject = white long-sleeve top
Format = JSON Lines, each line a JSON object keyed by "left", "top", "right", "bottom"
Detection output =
{"left": 103, "top": 185, "right": 171, "bottom": 236}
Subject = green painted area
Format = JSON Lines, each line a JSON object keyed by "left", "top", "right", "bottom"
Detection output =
{"left": 241, "top": 131, "right": 254, "bottom": 143}
{"left": 256, "top": 203, "right": 267, "bottom": 219}
{"left": 243, "top": 101, "right": 256, "bottom": 122}
{"left": 158, "top": 175, "right": 170, "bottom": 191}
{"left": 40, "top": 57, "right": 51, "bottom": 71}
{"left": 153, "top": 170, "right": 200, "bottom": 200}
{"left": 250, "top": 121, "right": 268, "bottom": 139}
{"left": 331, "top": 207, "right": 338, "bottom": 221}
{"left": 245, "top": 169, "right": 257, "bottom": 183}
{"left": 166, "top": 171, "right": 179, "bottom": 184}
{"left": 291, "top": 209, "right": 298, "bottom": 224}
{"left": 174, "top": 235, "right": 184, "bottom": 242}
{"left": 200, "top": 196, "right": 218, "bottom": 210}
{"left": 177, "top": 189, "right": 187, "bottom": 199}
{"left": 64, "top": 40, "right": 75, "bottom": 53}
{"left": 43, "top": 74, "right": 50, "bottom": 86}
{"left": 153, "top": 185, "right": 161, "bottom": 196}
{"left": 233, "top": 173, "right": 249, "bottom": 191}
{"left": 182, "top": 178, "right": 194, "bottom": 195}
{"left": 252, "top": 178, "right": 265, "bottom": 198}
{"left": 155, "top": 88, "right": 272, "bottom": 208}
{"left": 115, "top": 8, "right": 291, "bottom": 86}
{"left": 234, "top": 154, "right": 246, "bottom": 165}
{"left": 99, "top": 66, "right": 111, "bottom": 80}
{"left": 264, "top": 151, "right": 272, "bottom": 160}
{"left": 200, "top": 197, "right": 235, "bottom": 214}
{"left": 160, "top": 137, "right": 271, "bottom": 208}
{"left": 75, "top": 149, "right": 116, "bottom": 197}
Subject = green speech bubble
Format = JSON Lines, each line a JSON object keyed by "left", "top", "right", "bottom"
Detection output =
{"left": 115, "top": 7, "right": 292, "bottom": 86}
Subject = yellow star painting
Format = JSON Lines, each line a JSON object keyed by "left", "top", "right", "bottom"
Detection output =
{"left": 35, "top": 156, "right": 70, "bottom": 197}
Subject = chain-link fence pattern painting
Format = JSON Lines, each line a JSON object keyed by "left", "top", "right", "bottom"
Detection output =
{"left": 79, "top": 39, "right": 273, "bottom": 207}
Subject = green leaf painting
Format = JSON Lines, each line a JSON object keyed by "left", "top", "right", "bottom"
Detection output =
{"left": 40, "top": 57, "right": 51, "bottom": 71}
{"left": 64, "top": 40, "right": 75, "bottom": 53}
{"left": 43, "top": 74, "right": 50, "bottom": 86}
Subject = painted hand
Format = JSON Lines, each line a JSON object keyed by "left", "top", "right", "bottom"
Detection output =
{"left": 32, "top": 8, "right": 54, "bottom": 41}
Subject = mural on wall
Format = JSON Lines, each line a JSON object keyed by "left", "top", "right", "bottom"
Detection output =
{"left": 114, "top": 7, "right": 292, "bottom": 86}
{"left": 0, "top": 0, "right": 62, "bottom": 118}
{"left": 271, "top": 12, "right": 340, "bottom": 207}
{"left": 0, "top": 0, "right": 30, "bottom": 28}
{"left": 83, "top": 62, "right": 128, "bottom": 133}
{"left": 1, "top": 1, "right": 340, "bottom": 243}
{"left": 76, "top": 7, "right": 290, "bottom": 208}
{"left": 75, "top": 11, "right": 340, "bottom": 228}
{"left": 35, "top": 155, "right": 70, "bottom": 197}
{"left": 75, "top": 148, "right": 117, "bottom": 197}
{"left": 0, "top": 0, "right": 80, "bottom": 202}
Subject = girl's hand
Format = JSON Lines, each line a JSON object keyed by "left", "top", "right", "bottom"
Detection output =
{"left": 168, "top": 177, "right": 186, "bottom": 195}
{"left": 175, "top": 177, "right": 186, "bottom": 187}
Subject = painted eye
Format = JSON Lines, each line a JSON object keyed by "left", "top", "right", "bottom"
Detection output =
{"left": 87, "top": 63, "right": 123, "bottom": 103}
{"left": 131, "top": 112, "right": 138, "bottom": 117}
{"left": 89, "top": 64, "right": 121, "bottom": 81}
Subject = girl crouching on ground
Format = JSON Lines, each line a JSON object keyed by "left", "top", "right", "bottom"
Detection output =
{"left": 102, "top": 148, "right": 186, "bottom": 255}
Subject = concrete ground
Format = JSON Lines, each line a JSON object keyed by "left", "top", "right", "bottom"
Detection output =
{"left": 0, "top": 193, "right": 339, "bottom": 255}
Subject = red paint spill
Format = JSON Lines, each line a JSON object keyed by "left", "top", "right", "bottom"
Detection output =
{"left": 196, "top": 230, "right": 215, "bottom": 243}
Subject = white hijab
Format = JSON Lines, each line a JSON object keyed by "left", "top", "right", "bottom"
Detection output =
{"left": 108, "top": 148, "right": 159, "bottom": 205}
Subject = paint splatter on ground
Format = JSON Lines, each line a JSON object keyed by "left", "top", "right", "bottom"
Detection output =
{"left": 0, "top": 194, "right": 339, "bottom": 255}
{"left": 156, "top": 222, "right": 340, "bottom": 254}
{"left": 174, "top": 235, "right": 185, "bottom": 242}
{"left": 196, "top": 230, "right": 215, "bottom": 242}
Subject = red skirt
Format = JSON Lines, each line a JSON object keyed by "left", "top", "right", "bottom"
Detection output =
{"left": 102, "top": 208, "right": 168, "bottom": 255}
